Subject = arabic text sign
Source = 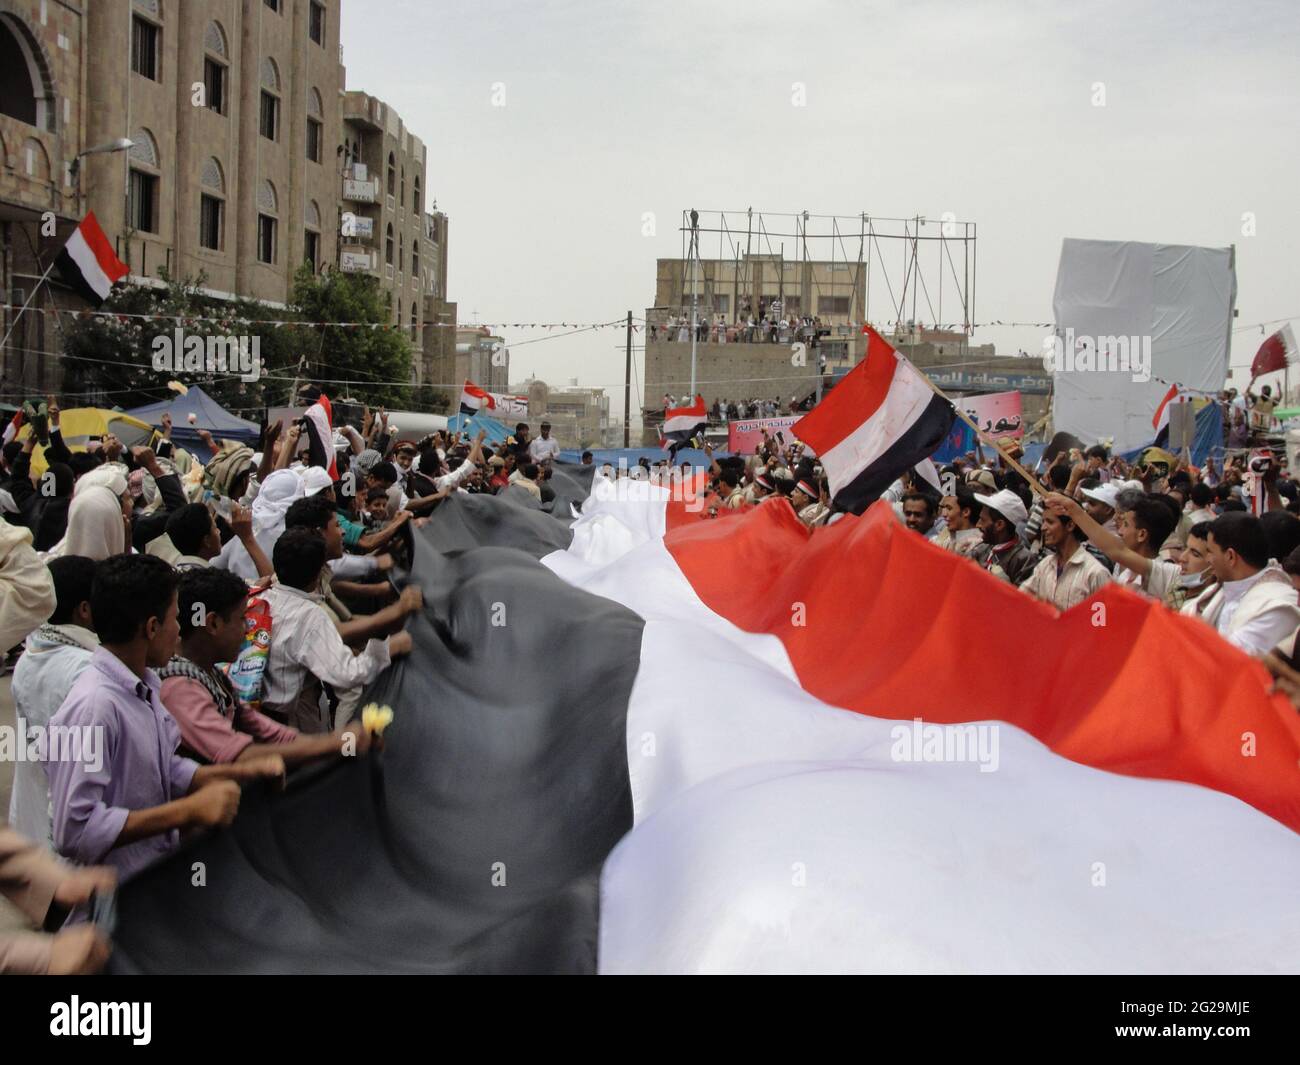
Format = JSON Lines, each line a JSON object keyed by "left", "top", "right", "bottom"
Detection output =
{"left": 727, "top": 416, "right": 809, "bottom": 455}
{"left": 960, "top": 391, "right": 1023, "bottom": 439}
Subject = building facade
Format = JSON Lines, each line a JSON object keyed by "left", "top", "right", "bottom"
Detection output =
{"left": 0, "top": 0, "right": 457, "bottom": 399}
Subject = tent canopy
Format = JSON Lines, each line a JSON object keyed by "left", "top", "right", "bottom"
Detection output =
{"left": 17, "top": 408, "right": 157, "bottom": 475}
{"left": 128, "top": 386, "right": 260, "bottom": 460}
{"left": 446, "top": 412, "right": 512, "bottom": 444}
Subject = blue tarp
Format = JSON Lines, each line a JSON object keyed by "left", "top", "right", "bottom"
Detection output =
{"left": 1119, "top": 401, "right": 1223, "bottom": 468}
{"left": 127, "top": 386, "right": 260, "bottom": 461}
{"left": 447, "top": 412, "right": 512, "bottom": 444}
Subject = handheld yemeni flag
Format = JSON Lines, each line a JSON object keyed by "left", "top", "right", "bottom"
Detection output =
{"left": 110, "top": 473, "right": 1300, "bottom": 974}
{"left": 55, "top": 211, "right": 129, "bottom": 306}
{"left": 459, "top": 380, "right": 496, "bottom": 416}
{"left": 793, "top": 325, "right": 955, "bottom": 513}
{"left": 1, "top": 409, "right": 22, "bottom": 446}
{"left": 659, "top": 394, "right": 707, "bottom": 450}
{"left": 1250, "top": 324, "right": 1299, "bottom": 378}
{"left": 302, "top": 394, "right": 337, "bottom": 479}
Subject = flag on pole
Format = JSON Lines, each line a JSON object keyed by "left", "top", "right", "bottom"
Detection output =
{"left": 55, "top": 211, "right": 129, "bottom": 306}
{"left": 793, "top": 325, "right": 955, "bottom": 513}
{"left": 659, "top": 394, "right": 707, "bottom": 450}
{"left": 459, "top": 380, "right": 497, "bottom": 416}
{"left": 1151, "top": 382, "right": 1189, "bottom": 442}
{"left": 302, "top": 394, "right": 337, "bottom": 479}
{"left": 1250, "top": 324, "right": 1299, "bottom": 379}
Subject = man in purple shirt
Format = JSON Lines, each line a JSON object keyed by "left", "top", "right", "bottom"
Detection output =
{"left": 45, "top": 555, "right": 284, "bottom": 885}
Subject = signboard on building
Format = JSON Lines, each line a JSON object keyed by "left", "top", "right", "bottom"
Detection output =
{"left": 922, "top": 369, "right": 1052, "bottom": 395}
{"left": 340, "top": 250, "right": 374, "bottom": 273}
{"left": 341, "top": 213, "right": 373, "bottom": 240}
{"left": 343, "top": 178, "right": 377, "bottom": 203}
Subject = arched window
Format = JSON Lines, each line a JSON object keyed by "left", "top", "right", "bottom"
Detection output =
{"left": 399, "top": 231, "right": 404, "bottom": 272}
{"left": 199, "top": 157, "right": 225, "bottom": 250}
{"left": 400, "top": 166, "right": 405, "bottom": 207}
{"left": 127, "top": 129, "right": 160, "bottom": 233}
{"left": 306, "top": 88, "right": 323, "bottom": 163}
{"left": 257, "top": 180, "right": 278, "bottom": 263}
{"left": 387, "top": 152, "right": 396, "bottom": 197}
{"left": 203, "top": 21, "right": 228, "bottom": 114}
{"left": 412, "top": 242, "right": 419, "bottom": 284}
{"left": 413, "top": 174, "right": 421, "bottom": 214}
{"left": 0, "top": 13, "right": 55, "bottom": 130}
{"left": 411, "top": 307, "right": 418, "bottom": 340}
{"left": 304, "top": 199, "right": 321, "bottom": 270}
{"left": 259, "top": 58, "right": 280, "bottom": 140}
{"left": 385, "top": 222, "right": 394, "bottom": 265}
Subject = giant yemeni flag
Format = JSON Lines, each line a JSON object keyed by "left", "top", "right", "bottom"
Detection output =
{"left": 107, "top": 471, "right": 1300, "bottom": 974}
{"left": 55, "top": 211, "right": 129, "bottom": 306}
{"left": 794, "top": 325, "right": 955, "bottom": 512}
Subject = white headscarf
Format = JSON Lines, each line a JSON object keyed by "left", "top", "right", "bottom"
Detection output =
{"left": 214, "top": 468, "right": 304, "bottom": 580}
{"left": 49, "top": 469, "right": 129, "bottom": 561}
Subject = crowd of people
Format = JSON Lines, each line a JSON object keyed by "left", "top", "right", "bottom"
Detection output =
{"left": 4, "top": 386, "right": 1300, "bottom": 973}
{"left": 650, "top": 310, "right": 828, "bottom": 347}
{"left": 0, "top": 394, "right": 590, "bottom": 973}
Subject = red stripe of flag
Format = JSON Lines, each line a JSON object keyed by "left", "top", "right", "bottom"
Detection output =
{"left": 791, "top": 325, "right": 897, "bottom": 455}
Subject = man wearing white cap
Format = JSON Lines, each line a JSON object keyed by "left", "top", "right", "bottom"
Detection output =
{"left": 970, "top": 489, "right": 1035, "bottom": 585}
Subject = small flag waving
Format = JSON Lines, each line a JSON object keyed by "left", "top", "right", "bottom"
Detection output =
{"left": 1250, "top": 324, "right": 1299, "bottom": 379}
{"left": 1152, "top": 382, "right": 1187, "bottom": 440}
{"left": 302, "top": 394, "right": 337, "bottom": 480}
{"left": 460, "top": 380, "right": 496, "bottom": 416}
{"left": 793, "top": 325, "right": 955, "bottom": 513}
{"left": 1, "top": 409, "right": 23, "bottom": 447}
{"left": 659, "top": 394, "right": 708, "bottom": 451}
{"left": 55, "top": 211, "right": 129, "bottom": 306}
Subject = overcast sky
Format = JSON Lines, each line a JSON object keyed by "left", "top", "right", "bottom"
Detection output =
{"left": 340, "top": 0, "right": 1300, "bottom": 411}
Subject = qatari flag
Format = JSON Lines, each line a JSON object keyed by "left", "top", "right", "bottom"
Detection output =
{"left": 55, "top": 211, "right": 129, "bottom": 305}
{"left": 793, "top": 325, "right": 954, "bottom": 513}
{"left": 302, "top": 394, "right": 337, "bottom": 479}
{"left": 109, "top": 470, "right": 1300, "bottom": 974}
{"left": 1250, "top": 324, "right": 1299, "bottom": 379}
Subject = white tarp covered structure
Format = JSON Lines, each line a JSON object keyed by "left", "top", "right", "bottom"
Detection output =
{"left": 1050, "top": 239, "right": 1236, "bottom": 451}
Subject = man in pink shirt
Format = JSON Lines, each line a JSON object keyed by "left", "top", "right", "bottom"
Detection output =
{"left": 160, "top": 567, "right": 370, "bottom": 765}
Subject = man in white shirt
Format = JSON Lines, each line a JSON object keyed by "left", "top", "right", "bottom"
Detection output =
{"left": 1021, "top": 505, "right": 1112, "bottom": 611}
{"left": 9, "top": 557, "right": 99, "bottom": 847}
{"left": 528, "top": 422, "right": 561, "bottom": 466}
{"left": 1046, "top": 492, "right": 1181, "bottom": 604}
{"left": 259, "top": 528, "right": 412, "bottom": 734}
{"left": 1182, "top": 512, "right": 1300, "bottom": 654}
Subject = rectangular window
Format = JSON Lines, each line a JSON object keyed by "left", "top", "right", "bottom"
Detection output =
{"left": 264, "top": 0, "right": 280, "bottom": 11}
{"left": 128, "top": 169, "right": 158, "bottom": 233}
{"left": 204, "top": 59, "right": 226, "bottom": 114}
{"left": 818, "top": 295, "right": 850, "bottom": 315}
{"left": 257, "top": 214, "right": 276, "bottom": 264}
{"left": 306, "top": 118, "right": 322, "bottom": 163}
{"left": 131, "top": 16, "right": 159, "bottom": 81}
{"left": 712, "top": 295, "right": 729, "bottom": 314}
{"left": 309, "top": 2, "right": 326, "bottom": 45}
{"left": 199, "top": 195, "right": 223, "bottom": 250}
{"left": 304, "top": 230, "right": 319, "bottom": 270}
{"left": 260, "top": 92, "right": 279, "bottom": 141}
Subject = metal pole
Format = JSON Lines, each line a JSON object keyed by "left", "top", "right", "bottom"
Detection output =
{"left": 689, "top": 211, "right": 698, "bottom": 397}
{"left": 624, "top": 310, "right": 632, "bottom": 447}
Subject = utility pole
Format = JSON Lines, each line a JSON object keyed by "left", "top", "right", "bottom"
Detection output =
{"left": 689, "top": 208, "right": 699, "bottom": 397}
{"left": 624, "top": 310, "right": 632, "bottom": 447}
